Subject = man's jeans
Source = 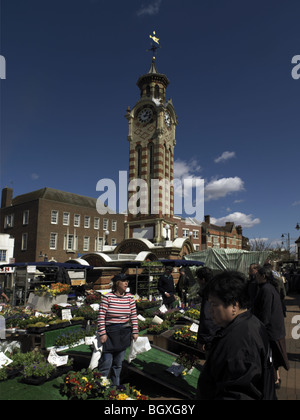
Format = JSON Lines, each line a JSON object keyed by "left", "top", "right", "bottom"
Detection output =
{"left": 98, "top": 350, "right": 126, "bottom": 386}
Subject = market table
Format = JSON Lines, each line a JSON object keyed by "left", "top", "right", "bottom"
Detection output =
{"left": 60, "top": 343, "right": 200, "bottom": 399}
{"left": 0, "top": 376, "right": 66, "bottom": 400}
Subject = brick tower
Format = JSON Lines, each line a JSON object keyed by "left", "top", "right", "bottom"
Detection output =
{"left": 125, "top": 38, "right": 178, "bottom": 244}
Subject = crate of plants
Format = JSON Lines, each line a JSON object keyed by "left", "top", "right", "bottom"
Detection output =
{"left": 136, "top": 298, "right": 161, "bottom": 317}
{"left": 147, "top": 320, "right": 170, "bottom": 335}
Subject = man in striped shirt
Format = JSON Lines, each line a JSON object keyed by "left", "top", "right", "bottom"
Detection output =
{"left": 97, "top": 274, "right": 139, "bottom": 385}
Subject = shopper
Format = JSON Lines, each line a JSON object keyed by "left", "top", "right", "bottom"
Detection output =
{"left": 195, "top": 267, "right": 219, "bottom": 354}
{"left": 253, "top": 266, "right": 290, "bottom": 389}
{"left": 97, "top": 273, "right": 139, "bottom": 386}
{"left": 158, "top": 266, "right": 176, "bottom": 309}
{"left": 176, "top": 268, "right": 189, "bottom": 308}
{"left": 0, "top": 284, "right": 9, "bottom": 303}
{"left": 197, "top": 271, "right": 276, "bottom": 400}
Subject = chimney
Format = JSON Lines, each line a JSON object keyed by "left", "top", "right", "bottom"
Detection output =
{"left": 204, "top": 215, "right": 211, "bottom": 225}
{"left": 236, "top": 225, "right": 243, "bottom": 235}
{"left": 1, "top": 188, "right": 13, "bottom": 208}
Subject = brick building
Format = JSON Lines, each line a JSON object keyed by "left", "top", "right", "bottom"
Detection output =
{"left": 202, "top": 215, "right": 247, "bottom": 250}
{"left": 0, "top": 187, "right": 125, "bottom": 263}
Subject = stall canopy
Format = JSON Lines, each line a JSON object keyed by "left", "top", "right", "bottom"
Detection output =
{"left": 124, "top": 259, "right": 204, "bottom": 268}
{"left": 185, "top": 248, "right": 270, "bottom": 276}
{"left": 0, "top": 261, "right": 93, "bottom": 270}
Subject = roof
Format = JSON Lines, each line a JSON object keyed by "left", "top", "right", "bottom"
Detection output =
{"left": 11, "top": 187, "right": 113, "bottom": 213}
{"left": 137, "top": 59, "right": 170, "bottom": 90}
{"left": 202, "top": 221, "right": 237, "bottom": 234}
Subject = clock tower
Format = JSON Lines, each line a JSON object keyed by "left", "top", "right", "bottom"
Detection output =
{"left": 125, "top": 34, "right": 178, "bottom": 244}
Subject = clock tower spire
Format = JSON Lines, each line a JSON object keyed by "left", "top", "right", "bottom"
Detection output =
{"left": 125, "top": 32, "right": 178, "bottom": 244}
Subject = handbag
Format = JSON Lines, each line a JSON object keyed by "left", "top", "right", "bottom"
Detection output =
{"left": 104, "top": 323, "right": 132, "bottom": 353}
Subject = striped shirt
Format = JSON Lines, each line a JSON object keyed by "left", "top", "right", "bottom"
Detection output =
{"left": 98, "top": 292, "right": 139, "bottom": 336}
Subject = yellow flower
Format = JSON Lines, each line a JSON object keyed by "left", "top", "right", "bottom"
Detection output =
{"left": 82, "top": 377, "right": 88, "bottom": 382}
{"left": 116, "top": 394, "right": 129, "bottom": 400}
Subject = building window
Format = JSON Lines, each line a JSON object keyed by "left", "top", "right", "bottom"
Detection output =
{"left": 51, "top": 210, "right": 58, "bottom": 224}
{"left": 84, "top": 216, "right": 90, "bottom": 229}
{"left": 94, "top": 217, "right": 100, "bottom": 230}
{"left": 63, "top": 212, "right": 70, "bottom": 226}
{"left": 23, "top": 210, "right": 29, "bottom": 225}
{"left": 103, "top": 219, "right": 108, "bottom": 231}
{"left": 0, "top": 250, "right": 7, "bottom": 262}
{"left": 111, "top": 238, "right": 117, "bottom": 246}
{"left": 95, "top": 237, "right": 103, "bottom": 252}
{"left": 193, "top": 230, "right": 199, "bottom": 239}
{"left": 4, "top": 214, "right": 14, "bottom": 228}
{"left": 112, "top": 220, "right": 117, "bottom": 232}
{"left": 183, "top": 229, "right": 189, "bottom": 238}
{"left": 64, "top": 234, "right": 78, "bottom": 252}
{"left": 50, "top": 233, "right": 58, "bottom": 250}
{"left": 83, "top": 237, "right": 90, "bottom": 252}
{"left": 74, "top": 214, "right": 80, "bottom": 227}
{"left": 136, "top": 146, "right": 142, "bottom": 178}
{"left": 21, "top": 233, "right": 28, "bottom": 251}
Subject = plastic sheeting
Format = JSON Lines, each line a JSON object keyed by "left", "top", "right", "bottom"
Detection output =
{"left": 185, "top": 248, "right": 270, "bottom": 276}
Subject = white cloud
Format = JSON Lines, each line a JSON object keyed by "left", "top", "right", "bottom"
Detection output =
{"left": 174, "top": 158, "right": 201, "bottom": 180}
{"left": 211, "top": 212, "right": 261, "bottom": 229}
{"left": 31, "top": 173, "right": 40, "bottom": 180}
{"left": 137, "top": 0, "right": 162, "bottom": 16}
{"left": 292, "top": 200, "right": 300, "bottom": 207}
{"left": 205, "top": 177, "right": 245, "bottom": 201}
{"left": 214, "top": 151, "right": 236, "bottom": 164}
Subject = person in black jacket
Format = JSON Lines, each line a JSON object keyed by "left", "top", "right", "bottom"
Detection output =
{"left": 157, "top": 266, "right": 175, "bottom": 309}
{"left": 253, "top": 266, "right": 290, "bottom": 389}
{"left": 196, "top": 267, "right": 220, "bottom": 354}
{"left": 197, "top": 271, "right": 276, "bottom": 400}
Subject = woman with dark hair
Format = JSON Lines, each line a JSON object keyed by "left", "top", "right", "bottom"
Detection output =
{"left": 253, "top": 266, "right": 289, "bottom": 389}
{"left": 197, "top": 271, "right": 276, "bottom": 400}
{"left": 97, "top": 274, "right": 139, "bottom": 385}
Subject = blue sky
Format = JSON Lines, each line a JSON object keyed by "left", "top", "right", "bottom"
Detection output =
{"left": 0, "top": 0, "right": 300, "bottom": 249}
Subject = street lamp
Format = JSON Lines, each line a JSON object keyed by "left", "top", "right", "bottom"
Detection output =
{"left": 105, "top": 230, "right": 110, "bottom": 245}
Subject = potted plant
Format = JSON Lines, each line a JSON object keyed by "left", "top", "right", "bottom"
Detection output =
{"left": 59, "top": 369, "right": 111, "bottom": 400}
{"left": 106, "top": 384, "right": 149, "bottom": 401}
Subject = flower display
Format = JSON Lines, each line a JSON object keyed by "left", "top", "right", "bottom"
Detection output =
{"left": 173, "top": 326, "right": 198, "bottom": 347}
{"left": 34, "top": 283, "right": 71, "bottom": 298}
{"left": 60, "top": 369, "right": 111, "bottom": 400}
{"left": 184, "top": 308, "right": 201, "bottom": 320}
{"left": 107, "top": 384, "right": 149, "bottom": 401}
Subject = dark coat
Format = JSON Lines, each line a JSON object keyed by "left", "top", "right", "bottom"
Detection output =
{"left": 197, "top": 311, "right": 276, "bottom": 400}
{"left": 158, "top": 273, "right": 175, "bottom": 305}
{"left": 253, "top": 282, "right": 286, "bottom": 341}
{"left": 197, "top": 297, "right": 220, "bottom": 346}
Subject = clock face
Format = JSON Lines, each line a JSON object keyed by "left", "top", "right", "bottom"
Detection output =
{"left": 138, "top": 108, "right": 153, "bottom": 123}
{"left": 165, "top": 111, "right": 171, "bottom": 127}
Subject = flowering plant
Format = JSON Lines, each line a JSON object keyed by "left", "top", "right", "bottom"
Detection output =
{"left": 60, "top": 369, "right": 111, "bottom": 400}
{"left": 175, "top": 352, "right": 201, "bottom": 372}
{"left": 184, "top": 308, "right": 200, "bottom": 320}
{"left": 107, "top": 384, "right": 149, "bottom": 401}
{"left": 34, "top": 283, "right": 71, "bottom": 298}
{"left": 173, "top": 326, "right": 198, "bottom": 347}
{"left": 85, "top": 290, "right": 102, "bottom": 305}
{"left": 147, "top": 321, "right": 170, "bottom": 335}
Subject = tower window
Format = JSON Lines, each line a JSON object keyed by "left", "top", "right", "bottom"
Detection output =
{"left": 136, "top": 146, "right": 142, "bottom": 178}
{"left": 155, "top": 85, "right": 159, "bottom": 99}
{"left": 146, "top": 85, "right": 151, "bottom": 97}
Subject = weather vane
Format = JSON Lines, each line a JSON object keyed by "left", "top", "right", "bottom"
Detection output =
{"left": 147, "top": 31, "right": 161, "bottom": 60}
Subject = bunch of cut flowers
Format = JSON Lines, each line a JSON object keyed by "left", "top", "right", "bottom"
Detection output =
{"left": 34, "top": 283, "right": 71, "bottom": 298}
